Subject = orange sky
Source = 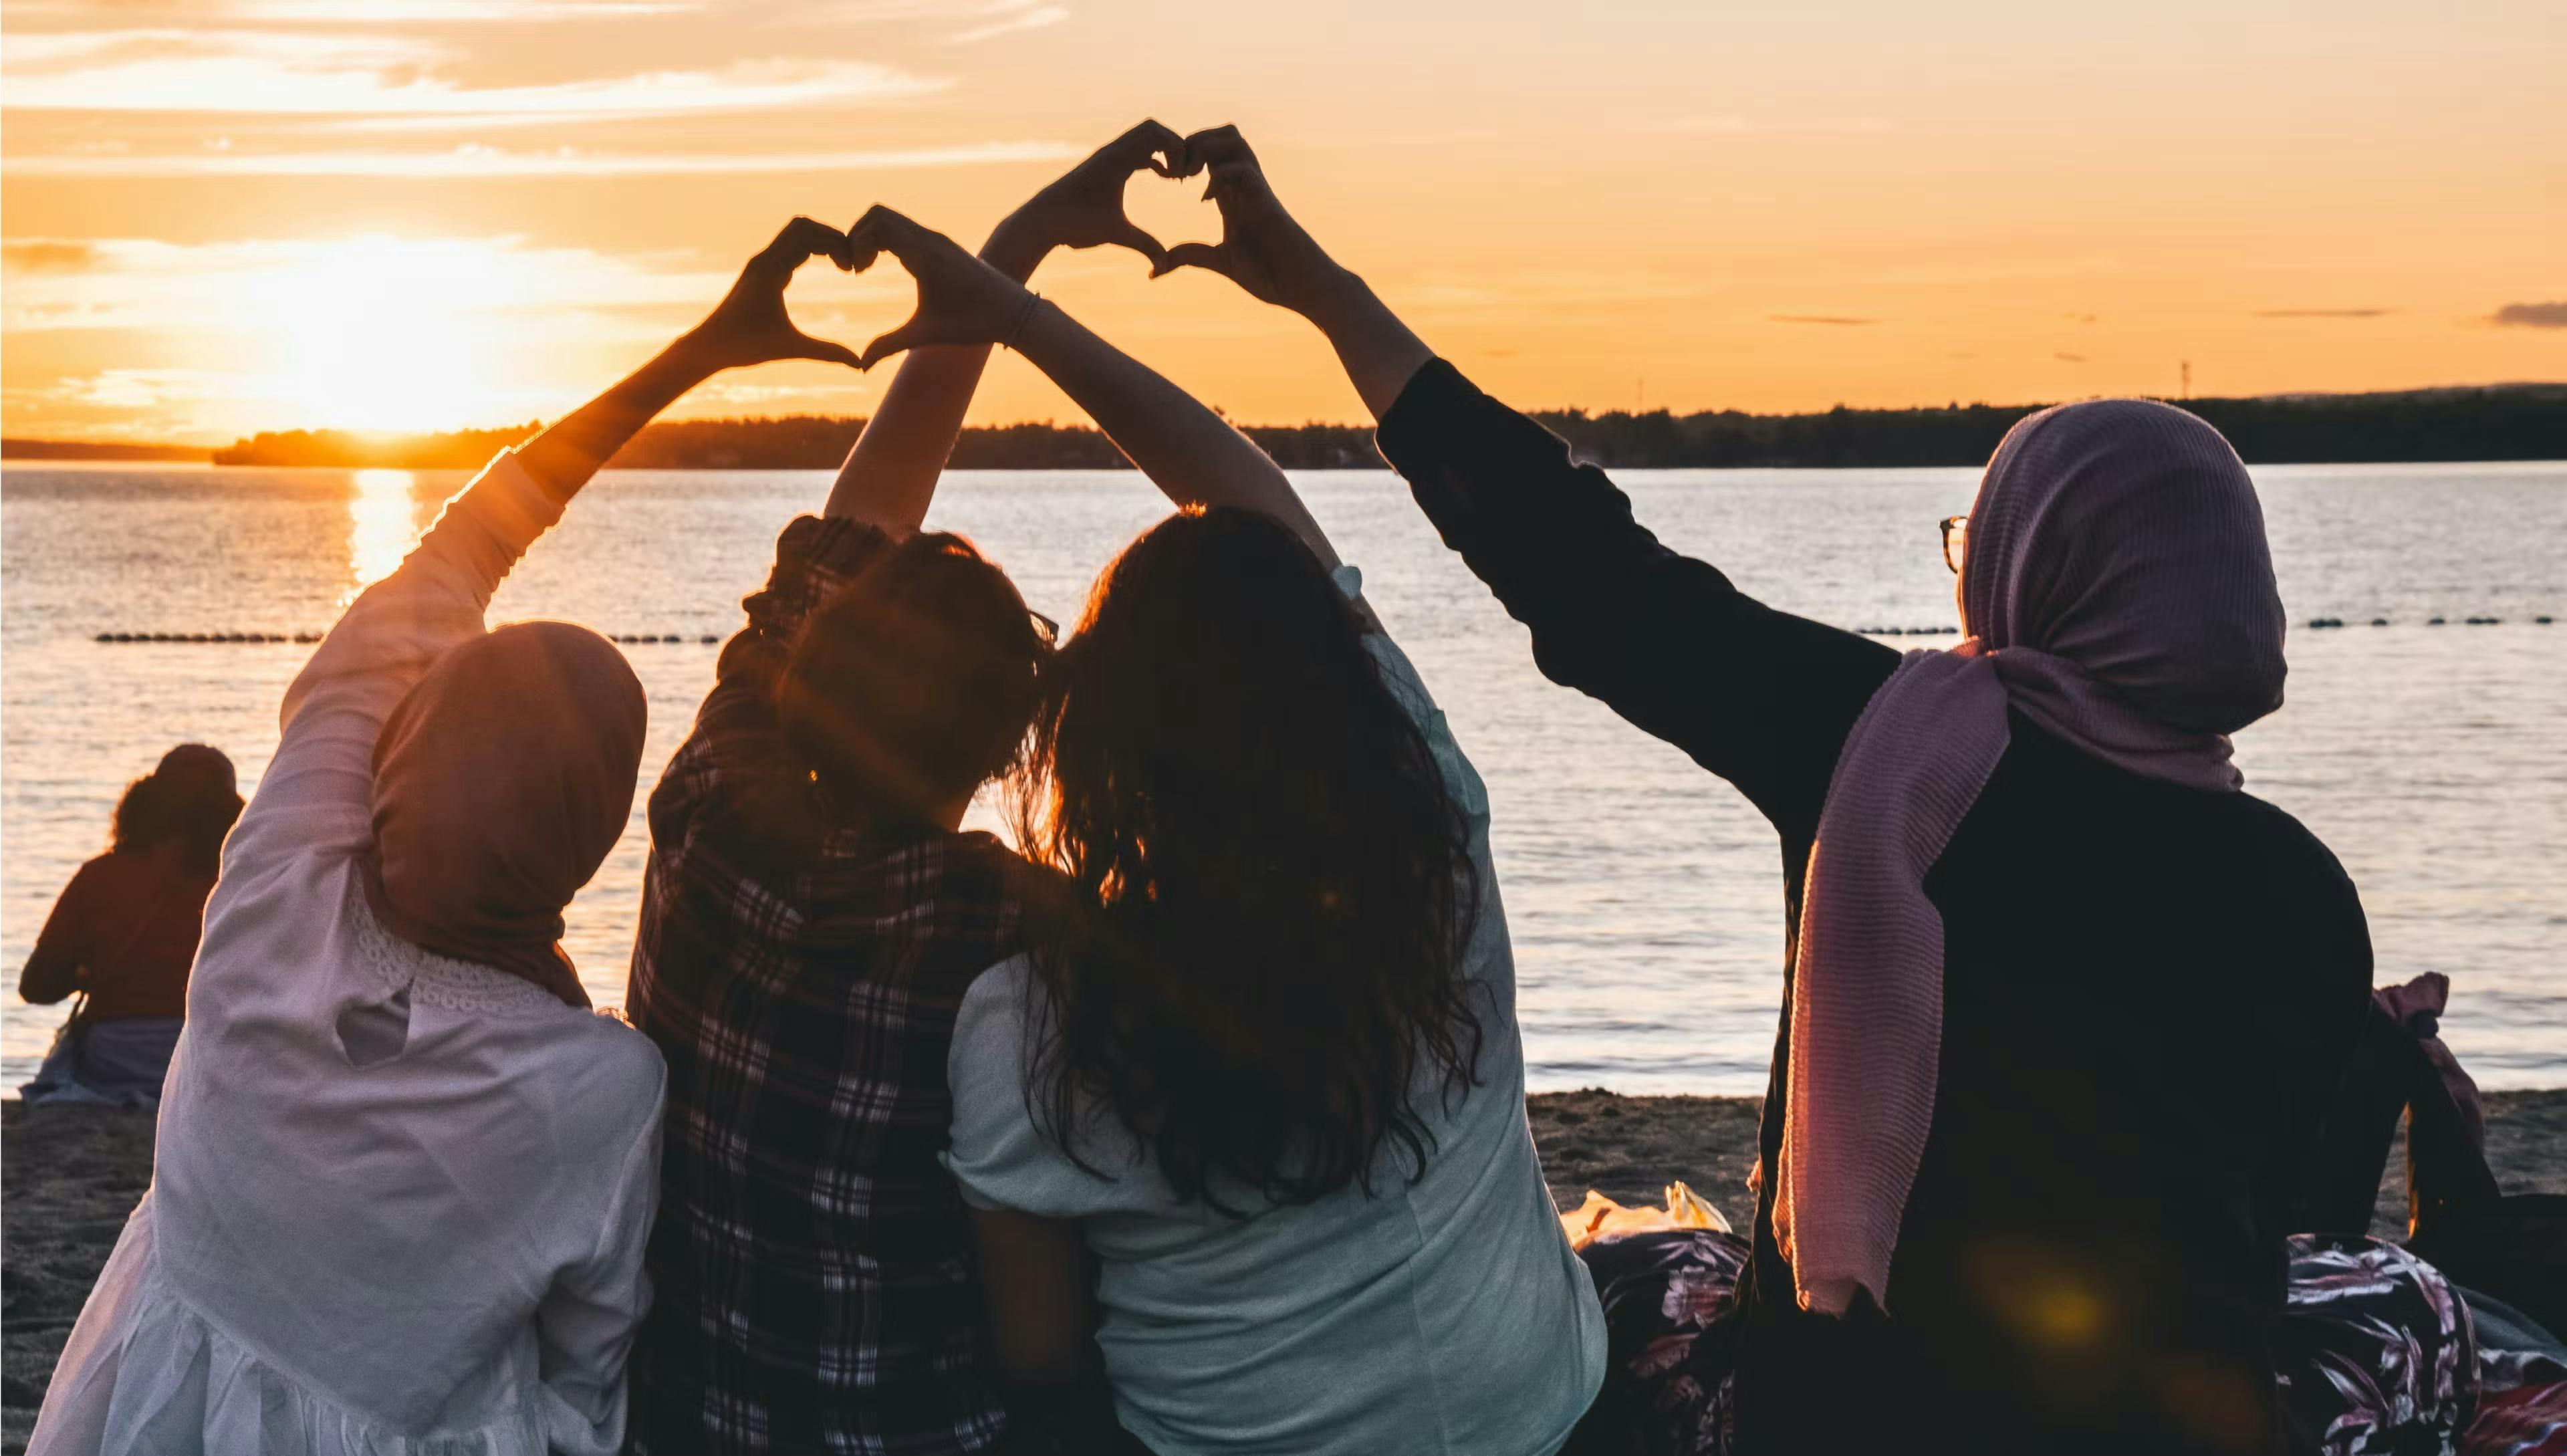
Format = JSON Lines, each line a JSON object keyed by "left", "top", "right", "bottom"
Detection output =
{"left": 3, "top": 0, "right": 2562, "bottom": 443}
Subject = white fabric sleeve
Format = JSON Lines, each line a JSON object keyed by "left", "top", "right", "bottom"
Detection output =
{"left": 223, "top": 450, "right": 566, "bottom": 878}
{"left": 534, "top": 1066, "right": 666, "bottom": 1456}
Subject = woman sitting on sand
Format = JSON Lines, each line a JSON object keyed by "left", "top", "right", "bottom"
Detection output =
{"left": 29, "top": 220, "right": 870, "bottom": 1456}
{"left": 19, "top": 744, "right": 242, "bottom": 1108}
{"left": 845, "top": 204, "right": 1609, "bottom": 1455}
{"left": 1152, "top": 127, "right": 2448, "bottom": 1454}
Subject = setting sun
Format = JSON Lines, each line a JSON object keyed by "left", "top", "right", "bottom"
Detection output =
{"left": 263, "top": 239, "right": 484, "bottom": 434}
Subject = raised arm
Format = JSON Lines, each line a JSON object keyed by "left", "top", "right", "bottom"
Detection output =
{"left": 225, "top": 221, "right": 862, "bottom": 874}
{"left": 822, "top": 122, "right": 1185, "bottom": 536}
{"left": 848, "top": 205, "right": 1344, "bottom": 574}
{"left": 1155, "top": 128, "right": 1899, "bottom": 830}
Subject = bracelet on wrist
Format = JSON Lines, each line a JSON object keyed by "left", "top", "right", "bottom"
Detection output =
{"left": 1002, "top": 291, "right": 1045, "bottom": 352}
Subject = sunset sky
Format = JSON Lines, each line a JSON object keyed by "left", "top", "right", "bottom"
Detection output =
{"left": 3, "top": 0, "right": 2561, "bottom": 443}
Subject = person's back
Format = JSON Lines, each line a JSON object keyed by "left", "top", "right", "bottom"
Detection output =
{"left": 951, "top": 876, "right": 1603, "bottom": 1455}
{"left": 943, "top": 512, "right": 1606, "bottom": 1456}
{"left": 625, "top": 516, "right": 1051, "bottom": 1455}
{"left": 149, "top": 854, "right": 663, "bottom": 1436}
{"left": 1868, "top": 716, "right": 2372, "bottom": 1450}
{"left": 32, "top": 451, "right": 668, "bottom": 1456}
{"left": 20, "top": 849, "right": 210, "bottom": 1023}
{"left": 18, "top": 744, "right": 243, "bottom": 1108}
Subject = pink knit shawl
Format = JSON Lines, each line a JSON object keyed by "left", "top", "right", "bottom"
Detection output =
{"left": 1775, "top": 398, "right": 2288, "bottom": 1316}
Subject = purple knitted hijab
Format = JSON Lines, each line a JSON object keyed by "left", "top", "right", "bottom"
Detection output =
{"left": 1775, "top": 399, "right": 2287, "bottom": 1316}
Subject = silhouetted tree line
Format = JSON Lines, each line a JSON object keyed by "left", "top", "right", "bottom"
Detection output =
{"left": 1525, "top": 385, "right": 2567, "bottom": 467}
{"left": 208, "top": 426, "right": 539, "bottom": 470}
{"left": 156, "top": 382, "right": 2567, "bottom": 471}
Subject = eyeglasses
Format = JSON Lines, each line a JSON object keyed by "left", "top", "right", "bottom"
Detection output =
{"left": 1939, "top": 515, "right": 1969, "bottom": 575}
{"left": 1028, "top": 610, "right": 1060, "bottom": 646}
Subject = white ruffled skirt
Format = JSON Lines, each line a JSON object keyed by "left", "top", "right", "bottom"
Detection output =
{"left": 29, "top": 1196, "right": 559, "bottom": 1456}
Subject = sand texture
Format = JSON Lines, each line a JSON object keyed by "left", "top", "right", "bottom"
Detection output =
{"left": 10, "top": 1091, "right": 2566, "bottom": 1452}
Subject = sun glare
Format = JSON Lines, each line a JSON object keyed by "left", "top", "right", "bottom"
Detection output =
{"left": 348, "top": 468, "right": 420, "bottom": 598}
{"left": 258, "top": 237, "right": 493, "bottom": 435}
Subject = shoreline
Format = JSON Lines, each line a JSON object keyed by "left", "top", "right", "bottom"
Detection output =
{"left": 9, "top": 1089, "right": 2566, "bottom": 1451}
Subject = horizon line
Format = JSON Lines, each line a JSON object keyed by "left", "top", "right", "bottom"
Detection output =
{"left": 13, "top": 377, "right": 2565, "bottom": 455}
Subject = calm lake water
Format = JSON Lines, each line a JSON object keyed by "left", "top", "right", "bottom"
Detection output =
{"left": 5, "top": 461, "right": 2562, "bottom": 1094}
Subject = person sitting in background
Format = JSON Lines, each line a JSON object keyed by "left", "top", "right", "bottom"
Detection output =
{"left": 1154, "top": 127, "right": 2399, "bottom": 1455}
{"left": 849, "top": 198, "right": 1607, "bottom": 1456}
{"left": 29, "top": 221, "right": 863, "bottom": 1456}
{"left": 619, "top": 133, "right": 1142, "bottom": 1456}
{"left": 18, "top": 743, "right": 242, "bottom": 1108}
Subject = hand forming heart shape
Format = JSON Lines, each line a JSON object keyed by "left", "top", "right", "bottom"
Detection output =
{"left": 682, "top": 216, "right": 865, "bottom": 373}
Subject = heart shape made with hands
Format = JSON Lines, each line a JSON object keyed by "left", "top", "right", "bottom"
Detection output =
{"left": 830, "top": 122, "right": 1295, "bottom": 370}
{"left": 739, "top": 123, "right": 1276, "bottom": 373}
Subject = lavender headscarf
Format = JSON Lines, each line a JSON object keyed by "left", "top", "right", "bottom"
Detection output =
{"left": 1775, "top": 399, "right": 2287, "bottom": 1316}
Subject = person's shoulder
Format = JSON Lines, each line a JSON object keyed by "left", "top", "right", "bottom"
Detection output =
{"left": 955, "top": 950, "right": 1041, "bottom": 1040}
{"left": 2227, "top": 792, "right": 2358, "bottom": 891}
{"left": 533, "top": 1008, "right": 670, "bottom": 1136}
{"left": 61, "top": 852, "right": 125, "bottom": 894}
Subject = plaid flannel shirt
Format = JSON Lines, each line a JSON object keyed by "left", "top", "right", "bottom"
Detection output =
{"left": 626, "top": 515, "right": 1033, "bottom": 1456}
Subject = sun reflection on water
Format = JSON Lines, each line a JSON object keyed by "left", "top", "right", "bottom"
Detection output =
{"left": 347, "top": 468, "right": 420, "bottom": 601}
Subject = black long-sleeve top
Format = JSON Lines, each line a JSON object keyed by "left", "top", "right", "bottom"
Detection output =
{"left": 1376, "top": 360, "right": 2374, "bottom": 1455}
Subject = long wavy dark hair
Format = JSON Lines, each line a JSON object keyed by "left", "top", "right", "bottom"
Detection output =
{"left": 111, "top": 755, "right": 243, "bottom": 877}
{"left": 1012, "top": 507, "right": 1483, "bottom": 1209}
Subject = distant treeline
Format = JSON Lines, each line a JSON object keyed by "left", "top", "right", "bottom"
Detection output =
{"left": 207, "top": 425, "right": 538, "bottom": 470}
{"left": 1, "top": 439, "right": 211, "bottom": 463}
{"left": 20, "top": 382, "right": 2560, "bottom": 471}
{"left": 1519, "top": 384, "right": 2567, "bottom": 469}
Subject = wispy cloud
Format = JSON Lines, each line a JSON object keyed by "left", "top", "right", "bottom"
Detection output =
{"left": 0, "top": 30, "right": 939, "bottom": 121}
{"left": 1769, "top": 314, "right": 1878, "bottom": 326}
{"left": 946, "top": 2, "right": 1064, "bottom": 43}
{"left": 235, "top": 0, "right": 697, "bottom": 17}
{"left": 2254, "top": 308, "right": 2395, "bottom": 318}
{"left": 2, "top": 139, "right": 1076, "bottom": 177}
{"left": 2, "top": 0, "right": 696, "bottom": 17}
{"left": 2054, "top": 352, "right": 2088, "bottom": 363}
{"left": 2490, "top": 301, "right": 2567, "bottom": 329}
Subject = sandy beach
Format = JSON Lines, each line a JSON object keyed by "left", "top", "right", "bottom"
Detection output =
{"left": 9, "top": 1090, "right": 2566, "bottom": 1451}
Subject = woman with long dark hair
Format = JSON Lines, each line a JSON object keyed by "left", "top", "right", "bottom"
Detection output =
{"left": 19, "top": 744, "right": 243, "bottom": 1107}
{"left": 848, "top": 204, "right": 1606, "bottom": 1455}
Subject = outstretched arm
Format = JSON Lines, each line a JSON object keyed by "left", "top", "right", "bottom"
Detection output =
{"left": 848, "top": 205, "right": 1345, "bottom": 575}
{"left": 519, "top": 217, "right": 861, "bottom": 503}
{"left": 1156, "top": 130, "right": 1897, "bottom": 830}
{"left": 225, "top": 220, "right": 864, "bottom": 876}
{"left": 823, "top": 122, "right": 1185, "bottom": 536}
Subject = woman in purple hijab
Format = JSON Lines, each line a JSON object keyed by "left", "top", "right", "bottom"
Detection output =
{"left": 1156, "top": 126, "right": 2449, "bottom": 1455}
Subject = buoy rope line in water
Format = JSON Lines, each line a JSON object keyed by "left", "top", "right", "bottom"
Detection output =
{"left": 1847, "top": 616, "right": 2552, "bottom": 637}
{"left": 92, "top": 617, "right": 2554, "bottom": 646}
{"left": 92, "top": 630, "right": 729, "bottom": 645}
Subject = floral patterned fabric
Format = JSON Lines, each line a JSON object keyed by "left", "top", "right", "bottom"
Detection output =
{"left": 1572, "top": 1230, "right": 2482, "bottom": 1456}
{"left": 2280, "top": 1235, "right": 2478, "bottom": 1455}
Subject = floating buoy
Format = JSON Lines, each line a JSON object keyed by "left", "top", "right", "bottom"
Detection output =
{"left": 2427, "top": 617, "right": 2446, "bottom": 626}
{"left": 2371, "top": 618, "right": 2389, "bottom": 627}
{"left": 699, "top": 634, "right": 720, "bottom": 644}
{"left": 2538, "top": 616, "right": 2555, "bottom": 625}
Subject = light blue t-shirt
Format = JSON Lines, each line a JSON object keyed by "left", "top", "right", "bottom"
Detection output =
{"left": 945, "top": 581, "right": 1606, "bottom": 1456}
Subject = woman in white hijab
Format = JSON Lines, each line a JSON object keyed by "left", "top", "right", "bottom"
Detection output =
{"left": 31, "top": 219, "right": 867, "bottom": 1456}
